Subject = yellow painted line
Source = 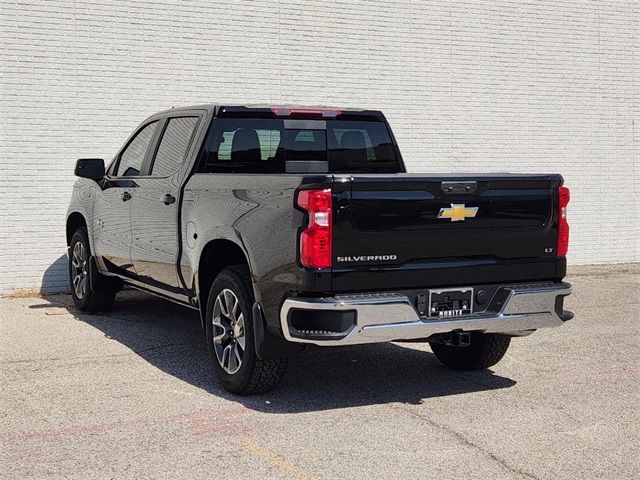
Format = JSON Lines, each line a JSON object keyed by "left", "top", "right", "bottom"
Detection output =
{"left": 235, "top": 436, "right": 319, "bottom": 480}
{"left": 45, "top": 307, "right": 71, "bottom": 316}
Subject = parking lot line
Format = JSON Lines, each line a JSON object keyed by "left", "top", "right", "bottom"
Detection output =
{"left": 235, "top": 436, "right": 319, "bottom": 480}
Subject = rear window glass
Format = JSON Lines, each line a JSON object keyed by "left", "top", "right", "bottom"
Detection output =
{"left": 285, "top": 129, "right": 326, "bottom": 162}
{"left": 203, "top": 118, "right": 399, "bottom": 173}
{"left": 328, "top": 120, "right": 398, "bottom": 173}
{"left": 218, "top": 128, "right": 281, "bottom": 161}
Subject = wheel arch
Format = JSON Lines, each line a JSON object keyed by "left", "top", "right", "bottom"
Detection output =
{"left": 66, "top": 212, "right": 88, "bottom": 246}
{"left": 196, "top": 238, "right": 253, "bottom": 327}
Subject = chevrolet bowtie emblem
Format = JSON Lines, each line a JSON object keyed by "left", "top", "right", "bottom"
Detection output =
{"left": 437, "top": 204, "right": 478, "bottom": 222}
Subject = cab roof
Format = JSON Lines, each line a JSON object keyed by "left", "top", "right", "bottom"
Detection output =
{"left": 155, "top": 104, "right": 385, "bottom": 121}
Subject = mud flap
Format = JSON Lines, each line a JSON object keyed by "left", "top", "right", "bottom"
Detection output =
{"left": 88, "top": 256, "right": 123, "bottom": 293}
{"left": 252, "top": 302, "right": 303, "bottom": 360}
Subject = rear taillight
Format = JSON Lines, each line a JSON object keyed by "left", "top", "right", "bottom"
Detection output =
{"left": 297, "top": 189, "right": 332, "bottom": 269}
{"left": 557, "top": 186, "right": 570, "bottom": 257}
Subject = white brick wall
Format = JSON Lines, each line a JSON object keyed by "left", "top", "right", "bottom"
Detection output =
{"left": 1, "top": 0, "right": 638, "bottom": 294}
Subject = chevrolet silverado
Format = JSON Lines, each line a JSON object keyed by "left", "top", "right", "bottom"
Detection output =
{"left": 66, "top": 104, "right": 573, "bottom": 394}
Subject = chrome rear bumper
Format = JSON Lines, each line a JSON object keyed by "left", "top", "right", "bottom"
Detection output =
{"left": 280, "top": 283, "right": 572, "bottom": 346}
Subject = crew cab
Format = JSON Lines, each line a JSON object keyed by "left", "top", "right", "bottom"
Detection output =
{"left": 67, "top": 104, "right": 573, "bottom": 394}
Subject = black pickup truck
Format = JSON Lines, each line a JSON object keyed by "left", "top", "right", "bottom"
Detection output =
{"left": 67, "top": 104, "right": 573, "bottom": 394}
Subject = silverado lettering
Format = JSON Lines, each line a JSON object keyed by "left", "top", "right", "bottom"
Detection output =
{"left": 336, "top": 255, "right": 397, "bottom": 262}
{"left": 67, "top": 104, "right": 574, "bottom": 395}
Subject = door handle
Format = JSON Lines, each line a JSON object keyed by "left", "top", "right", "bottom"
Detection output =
{"left": 121, "top": 191, "right": 132, "bottom": 201}
{"left": 163, "top": 194, "right": 176, "bottom": 205}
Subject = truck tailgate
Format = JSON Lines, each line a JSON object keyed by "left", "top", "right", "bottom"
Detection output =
{"left": 331, "top": 174, "right": 565, "bottom": 291}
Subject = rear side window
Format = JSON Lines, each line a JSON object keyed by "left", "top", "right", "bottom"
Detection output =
{"left": 151, "top": 116, "right": 199, "bottom": 177}
{"left": 202, "top": 118, "right": 399, "bottom": 174}
{"left": 116, "top": 121, "right": 158, "bottom": 177}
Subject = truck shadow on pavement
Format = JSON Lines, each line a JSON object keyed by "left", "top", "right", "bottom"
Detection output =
{"left": 39, "top": 289, "right": 516, "bottom": 413}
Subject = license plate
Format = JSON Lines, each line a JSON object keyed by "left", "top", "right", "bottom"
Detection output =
{"left": 429, "top": 287, "right": 473, "bottom": 318}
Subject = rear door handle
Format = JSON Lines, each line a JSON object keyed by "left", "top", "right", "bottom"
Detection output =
{"left": 163, "top": 194, "right": 176, "bottom": 205}
{"left": 121, "top": 191, "right": 132, "bottom": 201}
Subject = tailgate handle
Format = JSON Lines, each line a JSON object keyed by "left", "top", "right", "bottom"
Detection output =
{"left": 441, "top": 181, "right": 477, "bottom": 194}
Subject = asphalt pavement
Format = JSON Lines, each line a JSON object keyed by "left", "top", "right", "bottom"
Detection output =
{"left": 1, "top": 264, "right": 638, "bottom": 479}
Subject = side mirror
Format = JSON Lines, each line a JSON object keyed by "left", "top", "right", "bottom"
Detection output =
{"left": 75, "top": 158, "right": 105, "bottom": 179}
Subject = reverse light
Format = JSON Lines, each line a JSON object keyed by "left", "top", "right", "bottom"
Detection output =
{"left": 557, "top": 186, "right": 570, "bottom": 257}
{"left": 297, "top": 189, "right": 332, "bottom": 269}
{"left": 271, "top": 107, "right": 341, "bottom": 118}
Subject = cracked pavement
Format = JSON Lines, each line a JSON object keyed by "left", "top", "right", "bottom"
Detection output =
{"left": 1, "top": 264, "right": 639, "bottom": 479}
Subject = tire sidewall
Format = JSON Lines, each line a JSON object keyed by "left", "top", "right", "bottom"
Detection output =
{"left": 69, "top": 228, "right": 91, "bottom": 310}
{"left": 205, "top": 267, "right": 257, "bottom": 393}
{"left": 430, "top": 332, "right": 510, "bottom": 370}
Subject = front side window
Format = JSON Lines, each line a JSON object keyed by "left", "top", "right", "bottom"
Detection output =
{"left": 116, "top": 121, "right": 158, "bottom": 177}
{"left": 150, "top": 116, "right": 199, "bottom": 177}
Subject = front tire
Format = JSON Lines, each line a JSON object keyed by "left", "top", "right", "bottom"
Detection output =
{"left": 69, "top": 228, "right": 116, "bottom": 312}
{"left": 429, "top": 332, "right": 511, "bottom": 370}
{"left": 205, "top": 265, "right": 287, "bottom": 394}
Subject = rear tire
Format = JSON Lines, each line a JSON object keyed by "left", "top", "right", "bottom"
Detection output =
{"left": 69, "top": 228, "right": 117, "bottom": 312}
{"left": 429, "top": 332, "right": 511, "bottom": 370}
{"left": 205, "top": 265, "right": 287, "bottom": 395}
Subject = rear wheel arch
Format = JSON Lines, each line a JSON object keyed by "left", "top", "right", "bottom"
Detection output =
{"left": 197, "top": 239, "right": 254, "bottom": 325}
{"left": 205, "top": 264, "right": 288, "bottom": 394}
